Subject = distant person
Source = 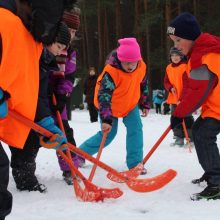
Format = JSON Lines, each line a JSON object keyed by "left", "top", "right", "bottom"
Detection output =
{"left": 167, "top": 12, "right": 220, "bottom": 200}
{"left": 77, "top": 38, "right": 150, "bottom": 174}
{"left": 83, "top": 67, "right": 98, "bottom": 123}
{"left": 164, "top": 47, "right": 194, "bottom": 146}
{"left": 153, "top": 90, "right": 164, "bottom": 114}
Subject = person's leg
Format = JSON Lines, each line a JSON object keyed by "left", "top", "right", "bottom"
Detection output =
{"left": 79, "top": 117, "right": 118, "bottom": 155}
{"left": 192, "top": 117, "right": 220, "bottom": 185}
{"left": 9, "top": 130, "right": 46, "bottom": 193}
{"left": 56, "top": 120, "right": 77, "bottom": 172}
{"left": 171, "top": 104, "right": 184, "bottom": 145}
{"left": 90, "top": 104, "right": 98, "bottom": 122}
{"left": 191, "top": 116, "right": 220, "bottom": 200}
{"left": 0, "top": 143, "right": 12, "bottom": 220}
{"left": 123, "top": 106, "right": 143, "bottom": 169}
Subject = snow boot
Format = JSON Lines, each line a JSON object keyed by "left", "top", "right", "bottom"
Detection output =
{"left": 190, "top": 184, "right": 220, "bottom": 200}
{"left": 140, "top": 167, "right": 147, "bottom": 175}
{"left": 12, "top": 162, "right": 47, "bottom": 193}
{"left": 170, "top": 137, "right": 184, "bottom": 147}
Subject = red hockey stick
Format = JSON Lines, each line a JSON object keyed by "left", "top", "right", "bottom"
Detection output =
{"left": 8, "top": 110, "right": 177, "bottom": 193}
{"left": 107, "top": 126, "right": 172, "bottom": 182}
{"left": 52, "top": 95, "right": 122, "bottom": 201}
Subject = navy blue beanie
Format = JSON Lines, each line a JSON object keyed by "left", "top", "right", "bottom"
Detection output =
{"left": 167, "top": 12, "right": 201, "bottom": 41}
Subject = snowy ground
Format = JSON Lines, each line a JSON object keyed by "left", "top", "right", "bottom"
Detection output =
{"left": 3, "top": 109, "right": 220, "bottom": 220}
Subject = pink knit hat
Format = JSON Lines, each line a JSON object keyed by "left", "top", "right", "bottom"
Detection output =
{"left": 117, "top": 38, "right": 141, "bottom": 62}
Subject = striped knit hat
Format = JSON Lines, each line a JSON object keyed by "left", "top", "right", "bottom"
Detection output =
{"left": 62, "top": 7, "right": 80, "bottom": 30}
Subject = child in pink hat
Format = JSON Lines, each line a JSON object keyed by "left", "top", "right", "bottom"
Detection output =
{"left": 78, "top": 37, "right": 150, "bottom": 174}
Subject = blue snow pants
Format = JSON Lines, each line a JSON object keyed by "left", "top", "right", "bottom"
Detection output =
{"left": 79, "top": 105, "right": 143, "bottom": 169}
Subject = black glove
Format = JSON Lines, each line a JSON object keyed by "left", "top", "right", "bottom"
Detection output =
{"left": 170, "top": 116, "right": 183, "bottom": 129}
{"left": 52, "top": 94, "right": 68, "bottom": 113}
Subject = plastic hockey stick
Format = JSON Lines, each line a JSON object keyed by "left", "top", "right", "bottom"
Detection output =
{"left": 52, "top": 94, "right": 84, "bottom": 200}
{"left": 107, "top": 126, "right": 172, "bottom": 183}
{"left": 88, "top": 132, "right": 107, "bottom": 181}
{"left": 8, "top": 110, "right": 177, "bottom": 193}
{"left": 52, "top": 95, "right": 122, "bottom": 201}
{"left": 10, "top": 108, "right": 122, "bottom": 202}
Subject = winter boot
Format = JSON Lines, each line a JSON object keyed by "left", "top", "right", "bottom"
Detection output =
{"left": 170, "top": 137, "right": 184, "bottom": 147}
{"left": 12, "top": 162, "right": 47, "bottom": 193}
{"left": 191, "top": 174, "right": 207, "bottom": 185}
{"left": 140, "top": 167, "right": 147, "bottom": 175}
{"left": 190, "top": 184, "right": 220, "bottom": 200}
{"left": 62, "top": 171, "right": 73, "bottom": 185}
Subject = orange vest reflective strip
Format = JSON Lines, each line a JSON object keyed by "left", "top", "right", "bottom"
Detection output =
{"left": 166, "top": 63, "right": 187, "bottom": 104}
{"left": 0, "top": 9, "right": 42, "bottom": 148}
{"left": 94, "top": 60, "right": 146, "bottom": 117}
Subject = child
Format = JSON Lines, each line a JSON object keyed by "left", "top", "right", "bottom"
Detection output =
{"left": 164, "top": 47, "right": 194, "bottom": 146}
{"left": 9, "top": 22, "right": 71, "bottom": 193}
{"left": 48, "top": 7, "right": 82, "bottom": 185}
{"left": 83, "top": 67, "right": 99, "bottom": 123}
{"left": 167, "top": 12, "right": 220, "bottom": 200}
{"left": 78, "top": 38, "right": 150, "bottom": 173}
{"left": 153, "top": 90, "right": 164, "bottom": 114}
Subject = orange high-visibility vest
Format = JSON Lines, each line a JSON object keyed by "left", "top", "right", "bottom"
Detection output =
{"left": 166, "top": 63, "right": 187, "bottom": 104}
{"left": 94, "top": 60, "right": 146, "bottom": 117}
{"left": 187, "top": 53, "right": 220, "bottom": 120}
{"left": 0, "top": 8, "right": 42, "bottom": 148}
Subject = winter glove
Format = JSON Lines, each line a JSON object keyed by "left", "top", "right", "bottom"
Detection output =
{"left": 37, "top": 116, "right": 67, "bottom": 150}
{"left": 52, "top": 94, "right": 68, "bottom": 113}
{"left": 170, "top": 115, "right": 183, "bottom": 129}
{"left": 0, "top": 88, "right": 10, "bottom": 118}
{"left": 40, "top": 134, "right": 68, "bottom": 151}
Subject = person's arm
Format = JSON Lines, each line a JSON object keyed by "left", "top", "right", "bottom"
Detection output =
{"left": 164, "top": 70, "right": 173, "bottom": 92}
{"left": 173, "top": 65, "right": 218, "bottom": 118}
{"left": 98, "top": 73, "right": 115, "bottom": 125}
{"left": 139, "top": 73, "right": 151, "bottom": 113}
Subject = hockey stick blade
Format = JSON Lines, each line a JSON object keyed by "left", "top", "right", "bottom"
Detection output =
{"left": 9, "top": 110, "right": 177, "bottom": 193}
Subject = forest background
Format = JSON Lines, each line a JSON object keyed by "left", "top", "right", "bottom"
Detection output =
{"left": 73, "top": 0, "right": 220, "bottom": 100}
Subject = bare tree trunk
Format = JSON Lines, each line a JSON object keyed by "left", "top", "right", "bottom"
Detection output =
{"left": 134, "top": 0, "right": 141, "bottom": 40}
{"left": 81, "top": 0, "right": 88, "bottom": 68}
{"left": 143, "top": 0, "right": 152, "bottom": 101}
{"left": 165, "top": 0, "right": 171, "bottom": 58}
{"left": 115, "top": 0, "right": 122, "bottom": 41}
{"left": 97, "top": 0, "right": 103, "bottom": 72}
{"left": 103, "top": 7, "right": 109, "bottom": 62}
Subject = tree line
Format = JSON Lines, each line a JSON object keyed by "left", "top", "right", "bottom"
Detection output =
{"left": 74, "top": 0, "right": 220, "bottom": 94}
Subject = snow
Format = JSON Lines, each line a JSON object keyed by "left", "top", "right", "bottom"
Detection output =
{"left": 3, "top": 110, "right": 220, "bottom": 220}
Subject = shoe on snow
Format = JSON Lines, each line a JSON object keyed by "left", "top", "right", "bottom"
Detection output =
{"left": 191, "top": 177, "right": 206, "bottom": 185}
{"left": 17, "top": 183, "right": 47, "bottom": 193}
{"left": 190, "top": 184, "right": 220, "bottom": 201}
{"left": 63, "top": 171, "right": 73, "bottom": 185}
{"left": 140, "top": 167, "right": 147, "bottom": 175}
{"left": 170, "top": 138, "right": 184, "bottom": 147}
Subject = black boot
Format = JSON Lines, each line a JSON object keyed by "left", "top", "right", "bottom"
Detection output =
{"left": 191, "top": 184, "right": 220, "bottom": 200}
{"left": 12, "top": 162, "right": 47, "bottom": 193}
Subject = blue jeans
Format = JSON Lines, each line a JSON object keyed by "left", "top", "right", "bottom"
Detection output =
{"left": 192, "top": 116, "right": 220, "bottom": 185}
{"left": 79, "top": 105, "right": 143, "bottom": 169}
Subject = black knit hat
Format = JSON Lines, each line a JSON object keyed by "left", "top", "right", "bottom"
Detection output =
{"left": 167, "top": 12, "right": 201, "bottom": 41}
{"left": 56, "top": 22, "right": 71, "bottom": 47}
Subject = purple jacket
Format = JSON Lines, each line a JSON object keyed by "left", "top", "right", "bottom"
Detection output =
{"left": 49, "top": 50, "right": 77, "bottom": 120}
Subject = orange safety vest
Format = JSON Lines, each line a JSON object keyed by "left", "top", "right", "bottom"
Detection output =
{"left": 0, "top": 9, "right": 42, "bottom": 148}
{"left": 166, "top": 63, "right": 187, "bottom": 104}
{"left": 187, "top": 53, "right": 220, "bottom": 120}
{"left": 94, "top": 60, "right": 146, "bottom": 117}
